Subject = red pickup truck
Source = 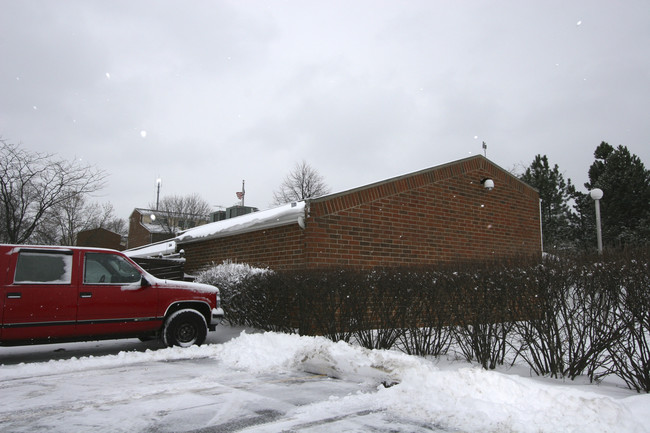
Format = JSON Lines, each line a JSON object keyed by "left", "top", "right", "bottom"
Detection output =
{"left": 0, "top": 244, "right": 224, "bottom": 347}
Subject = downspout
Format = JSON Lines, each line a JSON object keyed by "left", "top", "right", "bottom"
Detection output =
{"left": 539, "top": 198, "right": 544, "bottom": 253}
{"left": 300, "top": 201, "right": 309, "bottom": 270}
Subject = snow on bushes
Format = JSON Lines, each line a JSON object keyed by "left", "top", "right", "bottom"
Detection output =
{"left": 194, "top": 260, "right": 272, "bottom": 325}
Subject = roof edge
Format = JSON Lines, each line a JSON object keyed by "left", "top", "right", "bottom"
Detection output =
{"left": 310, "top": 155, "right": 536, "bottom": 204}
{"left": 176, "top": 201, "right": 306, "bottom": 245}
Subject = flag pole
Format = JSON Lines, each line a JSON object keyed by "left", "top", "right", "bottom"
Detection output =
{"left": 241, "top": 180, "right": 245, "bottom": 207}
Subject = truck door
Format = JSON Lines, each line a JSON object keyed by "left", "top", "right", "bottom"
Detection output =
{"left": 76, "top": 251, "right": 159, "bottom": 337}
{"left": 1, "top": 249, "right": 78, "bottom": 342}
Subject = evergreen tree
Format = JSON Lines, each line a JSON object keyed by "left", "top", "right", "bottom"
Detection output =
{"left": 519, "top": 155, "right": 575, "bottom": 251}
{"left": 569, "top": 190, "right": 596, "bottom": 252}
{"left": 580, "top": 142, "right": 650, "bottom": 247}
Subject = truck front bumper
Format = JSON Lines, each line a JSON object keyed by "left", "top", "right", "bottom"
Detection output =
{"left": 210, "top": 307, "right": 225, "bottom": 329}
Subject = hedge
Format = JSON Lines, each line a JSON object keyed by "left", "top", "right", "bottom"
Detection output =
{"left": 196, "top": 247, "right": 650, "bottom": 392}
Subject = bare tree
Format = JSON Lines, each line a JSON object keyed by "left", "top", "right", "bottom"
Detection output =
{"left": 272, "top": 160, "right": 331, "bottom": 206}
{"left": 33, "top": 197, "right": 126, "bottom": 245}
{"left": 0, "top": 140, "right": 106, "bottom": 244}
{"left": 148, "top": 193, "right": 211, "bottom": 234}
{"left": 102, "top": 210, "right": 128, "bottom": 237}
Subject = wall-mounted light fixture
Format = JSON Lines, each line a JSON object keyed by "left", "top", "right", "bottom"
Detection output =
{"left": 480, "top": 178, "right": 495, "bottom": 191}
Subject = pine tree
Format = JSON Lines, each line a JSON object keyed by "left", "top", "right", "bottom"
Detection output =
{"left": 582, "top": 142, "right": 650, "bottom": 247}
{"left": 519, "top": 155, "right": 575, "bottom": 251}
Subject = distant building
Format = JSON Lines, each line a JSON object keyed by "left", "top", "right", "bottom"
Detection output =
{"left": 127, "top": 208, "right": 210, "bottom": 249}
{"left": 76, "top": 227, "right": 124, "bottom": 251}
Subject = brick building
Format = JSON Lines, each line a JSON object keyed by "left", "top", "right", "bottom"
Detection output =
{"left": 128, "top": 208, "right": 210, "bottom": 249}
{"left": 175, "top": 156, "right": 541, "bottom": 274}
{"left": 76, "top": 227, "right": 124, "bottom": 251}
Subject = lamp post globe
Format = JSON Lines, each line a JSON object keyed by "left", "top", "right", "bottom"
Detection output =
{"left": 590, "top": 188, "right": 603, "bottom": 200}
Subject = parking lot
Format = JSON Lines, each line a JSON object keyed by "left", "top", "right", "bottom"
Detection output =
{"left": 0, "top": 327, "right": 451, "bottom": 432}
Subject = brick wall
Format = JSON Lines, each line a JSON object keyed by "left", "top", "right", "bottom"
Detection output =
{"left": 76, "top": 228, "right": 123, "bottom": 250}
{"left": 304, "top": 157, "right": 540, "bottom": 268}
{"left": 183, "top": 224, "right": 305, "bottom": 275}
{"left": 128, "top": 211, "right": 174, "bottom": 249}
{"left": 182, "top": 157, "right": 541, "bottom": 273}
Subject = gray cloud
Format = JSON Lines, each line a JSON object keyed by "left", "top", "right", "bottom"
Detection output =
{"left": 1, "top": 0, "right": 648, "bottom": 219}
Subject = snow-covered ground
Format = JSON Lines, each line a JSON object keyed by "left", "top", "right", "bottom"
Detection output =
{"left": 1, "top": 326, "right": 648, "bottom": 433}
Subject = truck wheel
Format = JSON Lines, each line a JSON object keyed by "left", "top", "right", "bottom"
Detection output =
{"left": 163, "top": 309, "right": 207, "bottom": 347}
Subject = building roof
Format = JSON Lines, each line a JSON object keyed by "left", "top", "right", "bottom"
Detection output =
{"left": 125, "top": 156, "right": 535, "bottom": 258}
{"left": 313, "top": 155, "right": 535, "bottom": 204}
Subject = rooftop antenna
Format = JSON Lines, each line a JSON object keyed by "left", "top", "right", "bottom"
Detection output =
{"left": 155, "top": 177, "right": 162, "bottom": 210}
{"left": 482, "top": 141, "right": 487, "bottom": 158}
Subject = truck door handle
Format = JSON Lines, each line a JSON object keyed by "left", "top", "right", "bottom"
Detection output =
{"left": 7, "top": 292, "right": 21, "bottom": 299}
{"left": 80, "top": 292, "right": 93, "bottom": 298}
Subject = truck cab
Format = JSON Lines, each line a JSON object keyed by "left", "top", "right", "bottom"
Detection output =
{"left": 0, "top": 244, "right": 224, "bottom": 347}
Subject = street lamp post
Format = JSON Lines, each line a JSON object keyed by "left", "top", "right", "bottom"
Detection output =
{"left": 589, "top": 188, "right": 604, "bottom": 254}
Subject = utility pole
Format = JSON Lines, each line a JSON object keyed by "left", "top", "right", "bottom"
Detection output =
{"left": 155, "top": 178, "right": 162, "bottom": 210}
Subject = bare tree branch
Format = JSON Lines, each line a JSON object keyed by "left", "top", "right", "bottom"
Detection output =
{"left": 0, "top": 139, "right": 107, "bottom": 244}
{"left": 272, "top": 160, "right": 330, "bottom": 206}
{"left": 147, "top": 193, "right": 211, "bottom": 234}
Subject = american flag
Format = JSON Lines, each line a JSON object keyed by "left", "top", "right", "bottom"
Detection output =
{"left": 236, "top": 191, "right": 244, "bottom": 199}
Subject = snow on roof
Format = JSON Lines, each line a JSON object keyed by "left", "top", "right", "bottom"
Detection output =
{"left": 124, "top": 202, "right": 306, "bottom": 258}
{"left": 141, "top": 223, "right": 169, "bottom": 234}
{"left": 123, "top": 240, "right": 177, "bottom": 258}
{"left": 177, "top": 201, "right": 306, "bottom": 244}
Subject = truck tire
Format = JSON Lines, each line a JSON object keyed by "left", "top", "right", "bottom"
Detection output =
{"left": 163, "top": 309, "right": 207, "bottom": 347}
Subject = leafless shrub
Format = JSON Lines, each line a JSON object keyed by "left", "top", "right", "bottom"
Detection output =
{"left": 199, "top": 247, "right": 650, "bottom": 391}
{"left": 293, "top": 269, "right": 364, "bottom": 342}
{"left": 396, "top": 270, "right": 453, "bottom": 357}
{"left": 603, "top": 249, "right": 650, "bottom": 392}
{"left": 512, "top": 252, "right": 630, "bottom": 382}
{"left": 446, "top": 262, "right": 529, "bottom": 370}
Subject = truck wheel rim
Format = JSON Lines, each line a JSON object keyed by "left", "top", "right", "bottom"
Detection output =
{"left": 177, "top": 323, "right": 197, "bottom": 343}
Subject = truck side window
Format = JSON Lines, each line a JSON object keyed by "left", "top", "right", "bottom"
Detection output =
{"left": 14, "top": 251, "right": 73, "bottom": 284}
{"left": 84, "top": 253, "right": 141, "bottom": 284}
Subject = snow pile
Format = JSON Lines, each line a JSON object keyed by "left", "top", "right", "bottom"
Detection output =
{"left": 217, "top": 331, "right": 425, "bottom": 385}
{"left": 391, "top": 366, "right": 643, "bottom": 433}
{"left": 0, "top": 344, "right": 218, "bottom": 380}
{"left": 214, "top": 332, "right": 650, "bottom": 433}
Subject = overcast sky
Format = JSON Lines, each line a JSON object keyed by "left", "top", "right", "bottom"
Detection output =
{"left": 2, "top": 0, "right": 649, "bottom": 220}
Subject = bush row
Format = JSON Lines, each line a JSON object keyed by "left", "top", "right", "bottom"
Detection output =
{"left": 196, "top": 248, "right": 650, "bottom": 393}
